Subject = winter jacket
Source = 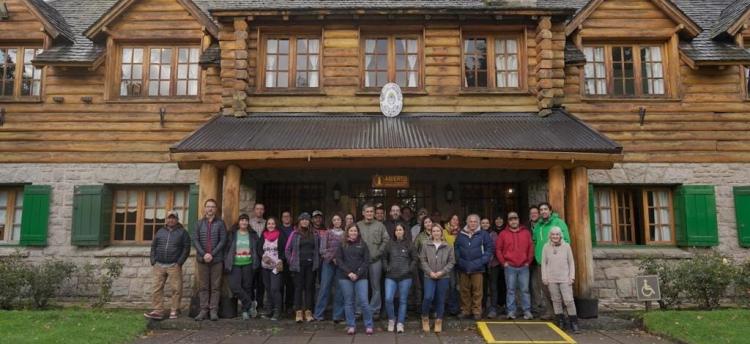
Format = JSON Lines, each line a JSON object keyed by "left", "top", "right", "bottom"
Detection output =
{"left": 193, "top": 217, "right": 227, "bottom": 263}
{"left": 335, "top": 238, "right": 371, "bottom": 281}
{"left": 419, "top": 240, "right": 455, "bottom": 280}
{"left": 150, "top": 224, "right": 190, "bottom": 266}
{"left": 357, "top": 219, "right": 390, "bottom": 262}
{"left": 487, "top": 230, "right": 500, "bottom": 268}
{"left": 320, "top": 228, "right": 345, "bottom": 263}
{"left": 443, "top": 224, "right": 459, "bottom": 246}
{"left": 541, "top": 242, "right": 575, "bottom": 284}
{"left": 454, "top": 227, "right": 494, "bottom": 274}
{"left": 495, "top": 226, "right": 534, "bottom": 268}
{"left": 532, "top": 213, "right": 571, "bottom": 263}
{"left": 224, "top": 229, "right": 261, "bottom": 272}
{"left": 414, "top": 230, "right": 431, "bottom": 255}
{"left": 383, "top": 238, "right": 416, "bottom": 281}
{"left": 285, "top": 229, "right": 320, "bottom": 272}
{"left": 259, "top": 229, "right": 288, "bottom": 269}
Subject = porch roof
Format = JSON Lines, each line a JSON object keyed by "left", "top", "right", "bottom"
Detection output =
{"left": 170, "top": 110, "right": 622, "bottom": 169}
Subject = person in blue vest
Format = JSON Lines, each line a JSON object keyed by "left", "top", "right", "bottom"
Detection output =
{"left": 454, "top": 214, "right": 494, "bottom": 320}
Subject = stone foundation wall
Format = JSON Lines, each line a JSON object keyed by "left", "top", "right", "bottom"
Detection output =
{"left": 589, "top": 163, "right": 750, "bottom": 307}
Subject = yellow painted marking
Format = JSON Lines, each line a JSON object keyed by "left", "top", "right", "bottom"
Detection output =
{"left": 476, "top": 321, "right": 577, "bottom": 344}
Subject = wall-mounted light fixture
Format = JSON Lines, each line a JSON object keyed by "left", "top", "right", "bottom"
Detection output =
{"left": 0, "top": 2, "right": 9, "bottom": 20}
{"left": 445, "top": 184, "right": 454, "bottom": 204}
{"left": 332, "top": 183, "right": 341, "bottom": 203}
{"left": 159, "top": 107, "right": 166, "bottom": 127}
{"left": 52, "top": 96, "right": 64, "bottom": 103}
{"left": 80, "top": 96, "right": 93, "bottom": 103}
{"left": 639, "top": 106, "right": 647, "bottom": 126}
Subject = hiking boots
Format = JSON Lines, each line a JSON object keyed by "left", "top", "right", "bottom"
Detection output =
{"left": 555, "top": 314, "right": 565, "bottom": 329}
{"left": 209, "top": 310, "right": 219, "bottom": 321}
{"left": 295, "top": 310, "right": 303, "bottom": 323}
{"left": 569, "top": 315, "right": 581, "bottom": 333}
{"left": 194, "top": 310, "right": 208, "bottom": 321}
{"left": 434, "top": 319, "right": 443, "bottom": 333}
{"left": 422, "top": 316, "right": 430, "bottom": 332}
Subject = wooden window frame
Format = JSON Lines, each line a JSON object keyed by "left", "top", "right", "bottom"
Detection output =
{"left": 258, "top": 34, "right": 322, "bottom": 92}
{"left": 460, "top": 32, "right": 526, "bottom": 92}
{"left": 0, "top": 45, "right": 43, "bottom": 101}
{"left": 0, "top": 186, "right": 23, "bottom": 243}
{"left": 593, "top": 186, "right": 675, "bottom": 246}
{"left": 360, "top": 34, "right": 423, "bottom": 91}
{"left": 114, "top": 44, "right": 202, "bottom": 100}
{"left": 582, "top": 43, "right": 669, "bottom": 99}
{"left": 110, "top": 186, "right": 189, "bottom": 245}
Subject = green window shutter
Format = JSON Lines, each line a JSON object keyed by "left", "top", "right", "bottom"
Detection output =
{"left": 187, "top": 184, "right": 199, "bottom": 235}
{"left": 19, "top": 185, "right": 51, "bottom": 246}
{"left": 588, "top": 184, "right": 596, "bottom": 246}
{"left": 71, "top": 185, "right": 112, "bottom": 246}
{"left": 674, "top": 185, "right": 718, "bottom": 247}
{"left": 734, "top": 187, "right": 750, "bottom": 248}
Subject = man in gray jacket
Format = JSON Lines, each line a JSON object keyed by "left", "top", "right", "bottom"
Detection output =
{"left": 144, "top": 211, "right": 190, "bottom": 320}
{"left": 357, "top": 203, "right": 390, "bottom": 319}
{"left": 193, "top": 199, "right": 227, "bottom": 321}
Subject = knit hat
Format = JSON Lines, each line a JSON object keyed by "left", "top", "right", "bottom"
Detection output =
{"left": 298, "top": 212, "right": 311, "bottom": 221}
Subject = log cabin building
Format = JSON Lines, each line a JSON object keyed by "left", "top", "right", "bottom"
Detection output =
{"left": 1, "top": 0, "right": 749, "bottom": 307}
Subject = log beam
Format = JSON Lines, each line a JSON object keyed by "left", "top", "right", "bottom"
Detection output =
{"left": 547, "top": 165, "right": 565, "bottom": 218}
{"left": 222, "top": 164, "right": 241, "bottom": 225}
{"left": 565, "top": 167, "right": 594, "bottom": 298}
{"left": 198, "top": 163, "right": 221, "bottom": 217}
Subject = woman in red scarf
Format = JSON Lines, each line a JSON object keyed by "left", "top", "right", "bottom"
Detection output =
{"left": 259, "top": 217, "right": 287, "bottom": 321}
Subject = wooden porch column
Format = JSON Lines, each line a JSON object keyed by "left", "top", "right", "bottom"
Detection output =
{"left": 547, "top": 165, "right": 565, "bottom": 217}
{"left": 222, "top": 164, "right": 241, "bottom": 224}
{"left": 199, "top": 163, "right": 221, "bottom": 217}
{"left": 565, "top": 167, "right": 594, "bottom": 298}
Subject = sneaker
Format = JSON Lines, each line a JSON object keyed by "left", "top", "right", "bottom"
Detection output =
{"left": 194, "top": 310, "right": 208, "bottom": 321}
{"left": 387, "top": 319, "right": 395, "bottom": 332}
{"left": 347, "top": 327, "right": 356, "bottom": 335}
{"left": 366, "top": 328, "right": 374, "bottom": 335}
{"left": 270, "top": 311, "right": 280, "bottom": 321}
{"left": 209, "top": 310, "right": 219, "bottom": 321}
{"left": 143, "top": 310, "right": 163, "bottom": 320}
{"left": 242, "top": 311, "right": 250, "bottom": 320}
{"left": 169, "top": 311, "right": 178, "bottom": 320}
{"left": 523, "top": 311, "right": 533, "bottom": 320}
{"left": 506, "top": 313, "right": 516, "bottom": 320}
{"left": 249, "top": 301, "right": 258, "bottom": 318}
{"left": 396, "top": 323, "right": 405, "bottom": 333}
{"left": 487, "top": 310, "right": 497, "bottom": 319}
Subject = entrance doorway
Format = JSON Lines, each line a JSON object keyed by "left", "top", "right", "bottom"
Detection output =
{"left": 349, "top": 182, "right": 436, "bottom": 216}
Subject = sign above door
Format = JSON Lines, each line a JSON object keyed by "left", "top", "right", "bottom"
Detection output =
{"left": 372, "top": 175, "right": 410, "bottom": 189}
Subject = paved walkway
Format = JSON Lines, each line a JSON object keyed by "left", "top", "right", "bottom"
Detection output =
{"left": 133, "top": 317, "right": 672, "bottom": 344}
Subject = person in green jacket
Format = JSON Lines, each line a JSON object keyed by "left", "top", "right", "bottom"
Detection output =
{"left": 531, "top": 202, "right": 570, "bottom": 319}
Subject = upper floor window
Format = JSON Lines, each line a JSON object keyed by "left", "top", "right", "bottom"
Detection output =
{"left": 583, "top": 44, "right": 665, "bottom": 97}
{"left": 111, "top": 186, "right": 189, "bottom": 244}
{"left": 262, "top": 36, "right": 320, "bottom": 89}
{"left": 0, "top": 47, "right": 43, "bottom": 98}
{"left": 593, "top": 186, "right": 674, "bottom": 245}
{"left": 462, "top": 35, "right": 523, "bottom": 90}
{"left": 362, "top": 35, "right": 421, "bottom": 89}
{"left": 119, "top": 46, "right": 200, "bottom": 98}
{"left": 0, "top": 187, "right": 23, "bottom": 243}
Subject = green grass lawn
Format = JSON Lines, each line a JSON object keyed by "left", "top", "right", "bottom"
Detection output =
{"left": 0, "top": 308, "right": 146, "bottom": 344}
{"left": 643, "top": 309, "right": 750, "bottom": 344}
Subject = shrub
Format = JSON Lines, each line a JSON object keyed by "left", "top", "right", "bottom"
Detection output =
{"left": 92, "top": 258, "right": 123, "bottom": 308}
{"left": 24, "top": 260, "right": 77, "bottom": 309}
{"left": 679, "top": 253, "right": 736, "bottom": 310}
{"left": 734, "top": 259, "right": 750, "bottom": 307}
{"left": 0, "top": 252, "right": 28, "bottom": 309}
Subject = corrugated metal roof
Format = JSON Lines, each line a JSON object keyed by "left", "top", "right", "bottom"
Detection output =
{"left": 172, "top": 110, "right": 622, "bottom": 154}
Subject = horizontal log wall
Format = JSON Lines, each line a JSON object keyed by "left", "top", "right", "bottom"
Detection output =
{"left": 0, "top": 0, "right": 46, "bottom": 41}
{"left": 565, "top": 0, "right": 750, "bottom": 163}
{"left": 0, "top": 0, "right": 221, "bottom": 163}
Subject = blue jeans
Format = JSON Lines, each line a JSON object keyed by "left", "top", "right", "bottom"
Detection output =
{"left": 314, "top": 261, "right": 344, "bottom": 320}
{"left": 505, "top": 266, "right": 531, "bottom": 314}
{"left": 422, "top": 276, "right": 450, "bottom": 318}
{"left": 384, "top": 278, "right": 412, "bottom": 324}
{"left": 446, "top": 270, "right": 460, "bottom": 314}
{"left": 339, "top": 278, "right": 373, "bottom": 329}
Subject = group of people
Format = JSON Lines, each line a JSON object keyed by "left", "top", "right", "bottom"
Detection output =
{"left": 145, "top": 199, "right": 580, "bottom": 335}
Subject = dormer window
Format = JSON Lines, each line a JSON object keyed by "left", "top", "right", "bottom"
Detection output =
{"left": 583, "top": 44, "right": 666, "bottom": 97}
{"left": 0, "top": 47, "right": 43, "bottom": 98}
{"left": 118, "top": 46, "right": 200, "bottom": 98}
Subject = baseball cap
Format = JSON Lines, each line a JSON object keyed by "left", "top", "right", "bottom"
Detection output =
{"left": 312, "top": 210, "right": 323, "bottom": 217}
{"left": 167, "top": 210, "right": 179, "bottom": 220}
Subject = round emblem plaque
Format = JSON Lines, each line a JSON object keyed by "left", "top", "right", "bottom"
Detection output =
{"left": 379, "top": 83, "right": 403, "bottom": 118}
